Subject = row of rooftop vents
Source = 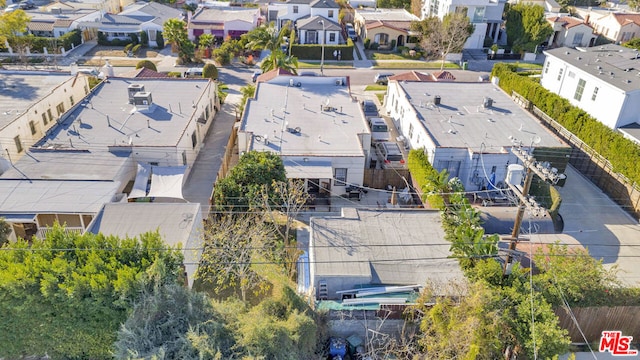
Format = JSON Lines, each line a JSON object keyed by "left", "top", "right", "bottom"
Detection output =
{"left": 420, "top": 94, "right": 493, "bottom": 109}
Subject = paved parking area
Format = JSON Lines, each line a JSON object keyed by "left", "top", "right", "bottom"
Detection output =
{"left": 556, "top": 165, "right": 640, "bottom": 286}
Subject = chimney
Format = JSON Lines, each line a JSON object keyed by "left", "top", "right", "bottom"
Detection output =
{"left": 584, "top": 14, "right": 590, "bottom": 24}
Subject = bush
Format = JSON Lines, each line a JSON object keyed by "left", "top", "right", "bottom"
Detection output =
{"left": 136, "top": 60, "right": 157, "bottom": 71}
{"left": 132, "top": 44, "right": 142, "bottom": 55}
{"left": 124, "top": 43, "right": 133, "bottom": 55}
{"left": 370, "top": 42, "right": 379, "bottom": 50}
{"left": 129, "top": 33, "right": 139, "bottom": 45}
{"left": 140, "top": 31, "right": 149, "bottom": 46}
{"left": 97, "top": 31, "right": 108, "bottom": 45}
{"left": 390, "top": 39, "right": 396, "bottom": 49}
{"left": 156, "top": 31, "right": 165, "bottom": 49}
{"left": 203, "top": 63, "right": 218, "bottom": 79}
{"left": 167, "top": 71, "right": 182, "bottom": 77}
{"left": 364, "top": 38, "right": 371, "bottom": 49}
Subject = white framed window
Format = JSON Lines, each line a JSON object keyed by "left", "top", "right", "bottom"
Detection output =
{"left": 591, "top": 87, "right": 599, "bottom": 101}
{"left": 574, "top": 79, "right": 586, "bottom": 101}
{"left": 329, "top": 33, "right": 335, "bottom": 42}
{"left": 293, "top": 5, "right": 298, "bottom": 13}
{"left": 328, "top": 10, "right": 334, "bottom": 18}
{"left": 557, "top": 68, "right": 563, "bottom": 81}
{"left": 334, "top": 168, "right": 347, "bottom": 186}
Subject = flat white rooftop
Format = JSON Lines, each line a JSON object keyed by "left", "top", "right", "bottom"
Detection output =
{"left": 397, "top": 81, "right": 568, "bottom": 152}
{"left": 241, "top": 76, "right": 369, "bottom": 157}
{"left": 0, "top": 72, "right": 74, "bottom": 130}
{"left": 311, "top": 208, "right": 463, "bottom": 286}
{"left": 1, "top": 78, "right": 212, "bottom": 180}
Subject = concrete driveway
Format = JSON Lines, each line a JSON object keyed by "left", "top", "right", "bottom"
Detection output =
{"left": 556, "top": 165, "right": 640, "bottom": 286}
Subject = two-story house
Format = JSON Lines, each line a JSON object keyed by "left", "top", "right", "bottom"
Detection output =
{"left": 238, "top": 75, "right": 372, "bottom": 198}
{"left": 383, "top": 81, "right": 569, "bottom": 190}
{"left": 574, "top": 7, "right": 640, "bottom": 43}
{"left": 540, "top": 45, "right": 640, "bottom": 143}
{"left": 0, "top": 77, "right": 218, "bottom": 242}
{"left": 420, "top": 0, "right": 506, "bottom": 49}
{"left": 267, "top": 0, "right": 340, "bottom": 30}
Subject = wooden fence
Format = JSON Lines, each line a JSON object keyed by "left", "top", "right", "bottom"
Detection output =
{"left": 363, "top": 168, "right": 411, "bottom": 190}
{"left": 555, "top": 306, "right": 640, "bottom": 343}
{"left": 511, "top": 92, "right": 640, "bottom": 220}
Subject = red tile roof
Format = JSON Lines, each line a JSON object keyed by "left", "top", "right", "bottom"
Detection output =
{"left": 119, "top": 68, "right": 171, "bottom": 78}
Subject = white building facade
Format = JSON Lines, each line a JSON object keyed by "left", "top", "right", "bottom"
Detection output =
{"left": 421, "top": 0, "right": 506, "bottom": 48}
{"left": 541, "top": 45, "right": 640, "bottom": 130}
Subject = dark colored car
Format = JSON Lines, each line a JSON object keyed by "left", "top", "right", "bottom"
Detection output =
{"left": 360, "top": 99, "right": 378, "bottom": 118}
{"left": 19, "top": 0, "right": 35, "bottom": 9}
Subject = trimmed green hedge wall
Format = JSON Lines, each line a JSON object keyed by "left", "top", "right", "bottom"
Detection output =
{"left": 290, "top": 39, "right": 354, "bottom": 61}
{"left": 491, "top": 63, "right": 640, "bottom": 185}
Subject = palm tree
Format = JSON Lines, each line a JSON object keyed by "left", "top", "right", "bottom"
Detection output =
{"left": 245, "top": 22, "right": 298, "bottom": 74}
{"left": 260, "top": 49, "right": 298, "bottom": 74}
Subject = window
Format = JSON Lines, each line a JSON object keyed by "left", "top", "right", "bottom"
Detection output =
{"left": 29, "top": 120, "right": 36, "bottom": 135}
{"left": 472, "top": 6, "right": 485, "bottom": 22}
{"left": 329, "top": 33, "right": 335, "bottom": 42}
{"left": 557, "top": 68, "right": 563, "bottom": 81}
{"left": 293, "top": 5, "right": 298, "bottom": 13}
{"left": 574, "top": 78, "right": 586, "bottom": 101}
{"left": 149, "top": 162, "right": 159, "bottom": 166}
{"left": 47, "top": 109, "right": 53, "bottom": 123}
{"left": 42, "top": 113, "right": 48, "bottom": 126}
{"left": 14, "top": 136, "right": 23, "bottom": 153}
{"left": 69, "top": 96, "right": 74, "bottom": 106}
{"left": 376, "top": 33, "right": 389, "bottom": 45}
{"left": 592, "top": 87, "right": 599, "bottom": 101}
{"left": 328, "top": 10, "right": 334, "bottom": 18}
{"left": 56, "top": 102, "right": 65, "bottom": 116}
{"left": 191, "top": 131, "right": 197, "bottom": 148}
{"left": 334, "top": 168, "right": 347, "bottom": 186}
{"left": 408, "top": 123, "right": 414, "bottom": 139}
{"left": 544, "top": 61, "right": 550, "bottom": 74}
{"left": 182, "top": 151, "right": 187, "bottom": 165}
{"left": 572, "top": 33, "right": 583, "bottom": 46}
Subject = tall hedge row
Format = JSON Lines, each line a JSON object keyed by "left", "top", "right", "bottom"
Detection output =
{"left": 491, "top": 63, "right": 640, "bottom": 185}
{"left": 290, "top": 39, "right": 354, "bottom": 61}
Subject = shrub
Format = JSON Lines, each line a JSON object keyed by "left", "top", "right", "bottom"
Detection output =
{"left": 156, "top": 31, "right": 165, "bottom": 48}
{"left": 97, "top": 31, "right": 108, "bottom": 45}
{"left": 364, "top": 38, "right": 371, "bottom": 49}
{"left": 167, "top": 71, "right": 182, "bottom": 77}
{"left": 290, "top": 43, "right": 354, "bottom": 60}
{"left": 203, "top": 63, "right": 219, "bottom": 79}
{"left": 132, "top": 44, "right": 142, "bottom": 55}
{"left": 124, "top": 43, "right": 133, "bottom": 55}
{"left": 140, "top": 31, "right": 149, "bottom": 46}
{"left": 129, "top": 33, "right": 139, "bottom": 45}
{"left": 136, "top": 60, "right": 157, "bottom": 71}
{"left": 390, "top": 39, "right": 396, "bottom": 49}
{"left": 370, "top": 42, "right": 379, "bottom": 50}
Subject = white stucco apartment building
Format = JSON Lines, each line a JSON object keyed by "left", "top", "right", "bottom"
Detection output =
{"left": 541, "top": 45, "right": 640, "bottom": 142}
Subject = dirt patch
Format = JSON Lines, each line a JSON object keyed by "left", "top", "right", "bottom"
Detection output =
{"left": 83, "top": 45, "right": 160, "bottom": 58}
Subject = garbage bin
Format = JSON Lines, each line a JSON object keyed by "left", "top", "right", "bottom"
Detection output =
{"left": 462, "top": 61, "right": 468, "bottom": 70}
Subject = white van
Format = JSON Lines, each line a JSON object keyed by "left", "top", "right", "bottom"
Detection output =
{"left": 183, "top": 68, "right": 204, "bottom": 78}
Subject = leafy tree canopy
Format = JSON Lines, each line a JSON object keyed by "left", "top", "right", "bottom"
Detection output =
{"left": 0, "top": 225, "right": 184, "bottom": 359}
{"left": 0, "top": 9, "right": 30, "bottom": 44}
{"left": 212, "top": 151, "right": 287, "bottom": 211}
{"left": 504, "top": 3, "right": 553, "bottom": 53}
{"left": 410, "top": 13, "right": 474, "bottom": 69}
{"left": 377, "top": 0, "right": 411, "bottom": 11}
{"left": 114, "top": 284, "right": 235, "bottom": 359}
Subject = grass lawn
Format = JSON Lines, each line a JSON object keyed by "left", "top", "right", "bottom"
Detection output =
{"left": 83, "top": 46, "right": 160, "bottom": 58}
{"left": 364, "top": 84, "right": 387, "bottom": 91}
{"left": 81, "top": 58, "right": 159, "bottom": 67}
{"left": 373, "top": 61, "right": 461, "bottom": 69}
{"left": 370, "top": 52, "right": 410, "bottom": 60}
{"left": 510, "top": 62, "right": 543, "bottom": 70}
{"left": 375, "top": 93, "right": 385, "bottom": 103}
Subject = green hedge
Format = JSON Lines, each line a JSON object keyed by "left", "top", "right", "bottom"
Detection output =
{"left": 407, "top": 149, "right": 443, "bottom": 207}
{"left": 8, "top": 30, "right": 82, "bottom": 54}
{"left": 290, "top": 39, "right": 354, "bottom": 61}
{"left": 491, "top": 63, "right": 640, "bottom": 185}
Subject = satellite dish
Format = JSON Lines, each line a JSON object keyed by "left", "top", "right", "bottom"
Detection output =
{"left": 533, "top": 135, "right": 541, "bottom": 144}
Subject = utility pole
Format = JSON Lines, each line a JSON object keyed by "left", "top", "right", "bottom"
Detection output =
{"left": 502, "top": 146, "right": 565, "bottom": 276}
